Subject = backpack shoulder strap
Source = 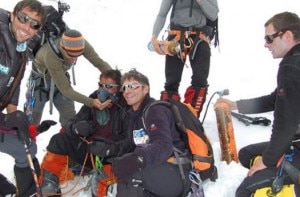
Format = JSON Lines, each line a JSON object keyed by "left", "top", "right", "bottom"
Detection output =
{"left": 171, "top": 0, "right": 194, "bottom": 19}
{"left": 142, "top": 100, "right": 185, "bottom": 132}
{"left": 48, "top": 37, "right": 64, "bottom": 60}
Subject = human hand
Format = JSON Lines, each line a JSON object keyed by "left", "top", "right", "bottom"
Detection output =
{"left": 151, "top": 35, "right": 165, "bottom": 55}
{"left": 72, "top": 120, "right": 97, "bottom": 137}
{"left": 87, "top": 137, "right": 116, "bottom": 158}
{"left": 36, "top": 120, "right": 57, "bottom": 133}
{"left": 214, "top": 98, "right": 238, "bottom": 110}
{"left": 112, "top": 152, "right": 145, "bottom": 182}
{"left": 248, "top": 156, "right": 267, "bottom": 176}
{"left": 92, "top": 99, "right": 112, "bottom": 110}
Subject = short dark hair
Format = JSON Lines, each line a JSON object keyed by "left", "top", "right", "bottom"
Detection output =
{"left": 13, "top": 0, "right": 46, "bottom": 24}
{"left": 121, "top": 68, "right": 149, "bottom": 87}
{"left": 100, "top": 69, "right": 122, "bottom": 86}
{"left": 265, "top": 12, "right": 300, "bottom": 41}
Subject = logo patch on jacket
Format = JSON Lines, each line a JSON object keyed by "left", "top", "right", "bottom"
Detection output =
{"left": 150, "top": 123, "right": 157, "bottom": 131}
{"left": 0, "top": 63, "right": 9, "bottom": 75}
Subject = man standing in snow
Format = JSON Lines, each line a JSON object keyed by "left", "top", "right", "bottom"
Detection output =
{"left": 218, "top": 12, "right": 300, "bottom": 196}
{"left": 0, "top": 0, "right": 45, "bottom": 196}
{"left": 150, "top": 0, "right": 219, "bottom": 118}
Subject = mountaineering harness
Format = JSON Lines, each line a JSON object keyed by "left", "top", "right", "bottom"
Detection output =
{"left": 165, "top": 27, "right": 211, "bottom": 62}
{"left": 163, "top": 0, "right": 218, "bottom": 63}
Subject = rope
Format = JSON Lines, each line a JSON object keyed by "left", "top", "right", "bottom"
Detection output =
{"left": 42, "top": 137, "right": 91, "bottom": 196}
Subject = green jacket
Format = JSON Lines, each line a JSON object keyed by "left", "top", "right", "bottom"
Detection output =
{"left": 32, "top": 37, "right": 111, "bottom": 107}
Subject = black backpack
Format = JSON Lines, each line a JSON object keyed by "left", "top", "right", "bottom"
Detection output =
{"left": 142, "top": 99, "right": 218, "bottom": 181}
{"left": 27, "top": 1, "right": 70, "bottom": 60}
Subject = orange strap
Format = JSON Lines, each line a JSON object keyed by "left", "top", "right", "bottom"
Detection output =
{"left": 276, "top": 155, "right": 285, "bottom": 168}
{"left": 168, "top": 30, "right": 210, "bottom": 44}
{"left": 167, "top": 30, "right": 210, "bottom": 61}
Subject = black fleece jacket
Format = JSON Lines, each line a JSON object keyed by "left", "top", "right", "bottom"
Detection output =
{"left": 237, "top": 44, "right": 300, "bottom": 167}
{"left": 130, "top": 95, "right": 186, "bottom": 168}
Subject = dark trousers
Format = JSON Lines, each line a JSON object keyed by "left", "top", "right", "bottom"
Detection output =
{"left": 236, "top": 141, "right": 300, "bottom": 197}
{"left": 117, "top": 163, "right": 191, "bottom": 197}
{"left": 46, "top": 132, "right": 94, "bottom": 169}
{"left": 0, "top": 132, "right": 37, "bottom": 168}
{"left": 164, "top": 40, "right": 210, "bottom": 92}
{"left": 31, "top": 75, "right": 75, "bottom": 127}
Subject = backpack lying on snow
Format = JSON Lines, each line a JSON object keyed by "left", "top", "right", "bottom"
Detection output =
{"left": 142, "top": 99, "right": 218, "bottom": 181}
{"left": 27, "top": 1, "right": 70, "bottom": 60}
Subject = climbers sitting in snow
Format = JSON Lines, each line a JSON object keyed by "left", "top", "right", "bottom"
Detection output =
{"left": 38, "top": 69, "right": 134, "bottom": 195}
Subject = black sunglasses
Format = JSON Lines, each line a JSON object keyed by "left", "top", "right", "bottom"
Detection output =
{"left": 264, "top": 31, "right": 284, "bottom": 44}
{"left": 98, "top": 82, "right": 119, "bottom": 89}
{"left": 121, "top": 84, "right": 143, "bottom": 92}
{"left": 16, "top": 12, "right": 42, "bottom": 30}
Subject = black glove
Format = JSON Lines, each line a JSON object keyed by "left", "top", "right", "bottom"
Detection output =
{"left": 112, "top": 152, "right": 145, "bottom": 182}
{"left": 72, "top": 120, "right": 97, "bottom": 137}
{"left": 4, "top": 110, "right": 30, "bottom": 144}
{"left": 87, "top": 137, "right": 117, "bottom": 158}
{"left": 36, "top": 120, "right": 57, "bottom": 133}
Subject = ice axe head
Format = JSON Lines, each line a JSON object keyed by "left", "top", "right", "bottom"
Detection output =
{"left": 217, "top": 89, "right": 229, "bottom": 98}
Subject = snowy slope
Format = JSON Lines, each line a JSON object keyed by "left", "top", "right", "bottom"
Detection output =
{"left": 1, "top": 0, "right": 300, "bottom": 196}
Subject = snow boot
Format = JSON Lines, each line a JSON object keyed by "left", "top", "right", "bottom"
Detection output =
{"left": 14, "top": 165, "right": 37, "bottom": 197}
{"left": 160, "top": 91, "right": 181, "bottom": 101}
{"left": 39, "top": 151, "right": 74, "bottom": 196}
{"left": 40, "top": 170, "right": 61, "bottom": 196}
{"left": 0, "top": 173, "right": 16, "bottom": 196}
{"left": 184, "top": 86, "right": 208, "bottom": 118}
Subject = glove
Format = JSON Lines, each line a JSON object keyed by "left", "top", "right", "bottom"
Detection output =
{"left": 36, "top": 120, "right": 57, "bottom": 133}
{"left": 72, "top": 120, "right": 97, "bottom": 137}
{"left": 112, "top": 152, "right": 145, "bottom": 182}
{"left": 4, "top": 110, "right": 30, "bottom": 144}
{"left": 87, "top": 137, "right": 117, "bottom": 158}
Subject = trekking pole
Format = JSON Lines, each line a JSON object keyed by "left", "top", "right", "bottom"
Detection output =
{"left": 231, "top": 111, "right": 271, "bottom": 126}
{"left": 230, "top": 112, "right": 251, "bottom": 126}
{"left": 24, "top": 141, "right": 43, "bottom": 197}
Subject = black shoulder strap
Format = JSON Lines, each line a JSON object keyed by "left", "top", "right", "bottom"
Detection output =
{"left": 142, "top": 100, "right": 186, "bottom": 132}
{"left": 189, "top": 0, "right": 193, "bottom": 17}
{"left": 48, "top": 37, "right": 64, "bottom": 60}
{"left": 171, "top": 0, "right": 194, "bottom": 19}
{"left": 170, "top": 0, "right": 177, "bottom": 19}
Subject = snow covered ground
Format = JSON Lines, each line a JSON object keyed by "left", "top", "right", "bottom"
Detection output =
{"left": 1, "top": 0, "right": 300, "bottom": 196}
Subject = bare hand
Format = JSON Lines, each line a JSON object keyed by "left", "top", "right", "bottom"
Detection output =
{"left": 151, "top": 36, "right": 165, "bottom": 55}
{"left": 215, "top": 98, "right": 238, "bottom": 110}
{"left": 92, "top": 99, "right": 112, "bottom": 110}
